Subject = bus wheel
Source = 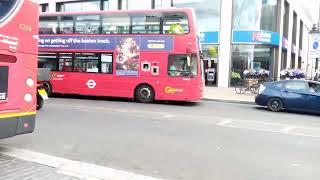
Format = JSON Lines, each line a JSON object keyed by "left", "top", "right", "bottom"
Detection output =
{"left": 43, "top": 82, "right": 52, "bottom": 97}
{"left": 135, "top": 84, "right": 155, "bottom": 103}
{"left": 37, "top": 95, "right": 44, "bottom": 110}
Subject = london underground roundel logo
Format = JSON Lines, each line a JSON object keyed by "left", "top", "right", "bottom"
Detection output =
{"left": 0, "top": 0, "right": 21, "bottom": 24}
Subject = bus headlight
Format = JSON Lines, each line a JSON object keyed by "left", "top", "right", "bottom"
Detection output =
{"left": 24, "top": 93, "right": 32, "bottom": 102}
{"left": 26, "top": 78, "right": 34, "bottom": 87}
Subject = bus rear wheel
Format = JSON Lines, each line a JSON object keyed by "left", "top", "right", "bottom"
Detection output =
{"left": 37, "top": 95, "right": 44, "bottom": 110}
{"left": 43, "top": 82, "right": 52, "bottom": 97}
{"left": 135, "top": 84, "right": 155, "bottom": 103}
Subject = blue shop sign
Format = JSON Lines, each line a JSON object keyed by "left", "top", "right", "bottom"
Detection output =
{"left": 232, "top": 30, "right": 280, "bottom": 46}
{"left": 200, "top": 31, "right": 219, "bottom": 44}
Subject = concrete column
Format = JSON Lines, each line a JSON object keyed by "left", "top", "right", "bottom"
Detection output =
{"left": 286, "top": 5, "right": 294, "bottom": 68}
{"left": 217, "top": 0, "right": 233, "bottom": 87}
{"left": 295, "top": 17, "right": 301, "bottom": 68}
{"left": 275, "top": 0, "right": 284, "bottom": 80}
{"left": 48, "top": 1, "right": 56, "bottom": 12}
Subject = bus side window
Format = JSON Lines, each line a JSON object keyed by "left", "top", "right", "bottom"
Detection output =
{"left": 101, "top": 54, "right": 113, "bottom": 74}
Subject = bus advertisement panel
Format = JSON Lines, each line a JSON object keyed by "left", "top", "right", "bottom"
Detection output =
{"left": 38, "top": 8, "right": 203, "bottom": 103}
{"left": 0, "top": 0, "right": 39, "bottom": 139}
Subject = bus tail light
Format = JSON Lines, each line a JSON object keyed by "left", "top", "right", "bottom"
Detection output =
{"left": 26, "top": 78, "right": 34, "bottom": 87}
{"left": 24, "top": 93, "right": 32, "bottom": 102}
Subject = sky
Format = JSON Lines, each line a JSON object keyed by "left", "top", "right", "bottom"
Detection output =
{"left": 298, "top": 0, "right": 320, "bottom": 23}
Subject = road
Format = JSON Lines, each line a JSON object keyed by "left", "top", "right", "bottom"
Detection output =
{"left": 1, "top": 97, "right": 320, "bottom": 180}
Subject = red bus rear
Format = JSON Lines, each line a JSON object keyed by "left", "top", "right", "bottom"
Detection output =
{"left": 38, "top": 8, "right": 204, "bottom": 102}
{"left": 0, "top": 0, "right": 39, "bottom": 139}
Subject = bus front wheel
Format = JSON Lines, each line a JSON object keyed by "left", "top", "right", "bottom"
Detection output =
{"left": 37, "top": 95, "right": 44, "bottom": 110}
{"left": 135, "top": 84, "right": 155, "bottom": 103}
{"left": 43, "top": 82, "right": 52, "bottom": 97}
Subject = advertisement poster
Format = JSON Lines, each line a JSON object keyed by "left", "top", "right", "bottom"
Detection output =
{"left": 0, "top": 66, "right": 8, "bottom": 101}
{"left": 116, "top": 37, "right": 140, "bottom": 76}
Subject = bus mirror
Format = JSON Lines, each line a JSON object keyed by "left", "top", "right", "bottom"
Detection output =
{"left": 187, "top": 56, "right": 191, "bottom": 67}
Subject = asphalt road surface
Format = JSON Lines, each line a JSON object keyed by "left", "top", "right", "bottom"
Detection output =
{"left": 1, "top": 96, "right": 320, "bottom": 180}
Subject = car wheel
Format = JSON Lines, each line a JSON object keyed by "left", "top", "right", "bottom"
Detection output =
{"left": 135, "top": 84, "right": 155, "bottom": 103}
{"left": 267, "top": 98, "right": 283, "bottom": 112}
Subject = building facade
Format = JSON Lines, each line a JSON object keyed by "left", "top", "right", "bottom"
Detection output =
{"left": 38, "top": 0, "right": 314, "bottom": 87}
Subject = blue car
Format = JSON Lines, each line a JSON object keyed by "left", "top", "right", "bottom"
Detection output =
{"left": 255, "top": 80, "right": 320, "bottom": 113}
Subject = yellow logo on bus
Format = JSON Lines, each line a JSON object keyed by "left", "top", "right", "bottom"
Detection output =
{"left": 165, "top": 86, "right": 183, "bottom": 94}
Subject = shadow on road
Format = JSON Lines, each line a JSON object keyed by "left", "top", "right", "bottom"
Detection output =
{"left": 52, "top": 93, "right": 200, "bottom": 107}
{"left": 254, "top": 106, "right": 320, "bottom": 117}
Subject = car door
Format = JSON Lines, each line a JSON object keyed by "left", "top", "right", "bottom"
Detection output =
{"left": 281, "top": 81, "right": 308, "bottom": 110}
{"left": 304, "top": 82, "right": 320, "bottom": 113}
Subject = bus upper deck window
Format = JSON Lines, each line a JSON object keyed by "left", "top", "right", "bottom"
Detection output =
{"left": 163, "top": 13, "right": 189, "bottom": 34}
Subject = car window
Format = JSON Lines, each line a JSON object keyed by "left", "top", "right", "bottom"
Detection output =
{"left": 284, "top": 81, "right": 307, "bottom": 91}
{"left": 308, "top": 82, "right": 320, "bottom": 93}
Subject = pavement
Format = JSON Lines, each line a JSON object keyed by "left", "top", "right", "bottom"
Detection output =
{"left": 204, "top": 86, "right": 255, "bottom": 104}
{"left": 1, "top": 97, "right": 319, "bottom": 180}
{"left": 0, "top": 153, "right": 79, "bottom": 180}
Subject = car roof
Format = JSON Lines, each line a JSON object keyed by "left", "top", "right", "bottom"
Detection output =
{"left": 277, "top": 80, "right": 320, "bottom": 84}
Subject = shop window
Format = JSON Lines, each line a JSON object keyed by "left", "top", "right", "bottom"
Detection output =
{"left": 58, "top": 53, "right": 73, "bottom": 72}
{"left": 39, "top": 3, "right": 49, "bottom": 13}
{"left": 168, "top": 55, "right": 195, "bottom": 77}
{"left": 38, "top": 53, "right": 58, "bottom": 71}
{"left": 74, "top": 53, "right": 99, "bottom": 73}
{"left": 298, "top": 57, "right": 302, "bottom": 69}
{"left": 59, "top": 16, "right": 74, "bottom": 34}
{"left": 39, "top": 16, "right": 58, "bottom": 34}
{"left": 101, "top": 54, "right": 113, "bottom": 74}
{"left": 131, "top": 14, "right": 161, "bottom": 34}
{"left": 102, "top": 14, "right": 130, "bottom": 34}
{"left": 291, "top": 55, "right": 296, "bottom": 69}
{"left": 57, "top": 1, "right": 100, "bottom": 12}
{"left": 163, "top": 13, "right": 189, "bottom": 34}
{"left": 231, "top": 45, "right": 273, "bottom": 79}
{"left": 122, "top": 0, "right": 152, "bottom": 10}
{"left": 173, "top": 0, "right": 221, "bottom": 32}
{"left": 75, "top": 15, "right": 100, "bottom": 34}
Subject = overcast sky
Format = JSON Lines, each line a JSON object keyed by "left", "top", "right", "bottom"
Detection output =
{"left": 298, "top": 0, "right": 320, "bottom": 23}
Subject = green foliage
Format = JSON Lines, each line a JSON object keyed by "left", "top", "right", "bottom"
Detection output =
{"left": 231, "top": 71, "right": 241, "bottom": 79}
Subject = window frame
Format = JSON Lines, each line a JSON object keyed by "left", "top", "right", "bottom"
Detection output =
{"left": 168, "top": 54, "right": 195, "bottom": 78}
{"left": 284, "top": 81, "right": 308, "bottom": 91}
{"left": 40, "top": 11, "right": 191, "bottom": 35}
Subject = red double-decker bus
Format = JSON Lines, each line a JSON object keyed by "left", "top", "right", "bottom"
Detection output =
{"left": 39, "top": 8, "right": 204, "bottom": 103}
{"left": 0, "top": 0, "right": 38, "bottom": 139}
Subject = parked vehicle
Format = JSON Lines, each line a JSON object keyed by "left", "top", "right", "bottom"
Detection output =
{"left": 255, "top": 80, "right": 320, "bottom": 113}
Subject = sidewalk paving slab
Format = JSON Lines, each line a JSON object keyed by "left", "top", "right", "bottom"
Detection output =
{"left": 203, "top": 87, "right": 256, "bottom": 105}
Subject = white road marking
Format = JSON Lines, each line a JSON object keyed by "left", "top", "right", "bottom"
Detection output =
{"left": 280, "top": 126, "right": 297, "bottom": 133}
{"left": 291, "top": 163, "right": 302, "bottom": 167}
{"left": 217, "top": 120, "right": 232, "bottom": 126}
{"left": 0, "top": 144, "right": 163, "bottom": 180}
{"left": 163, "top": 115, "right": 173, "bottom": 118}
{"left": 217, "top": 119, "right": 320, "bottom": 138}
